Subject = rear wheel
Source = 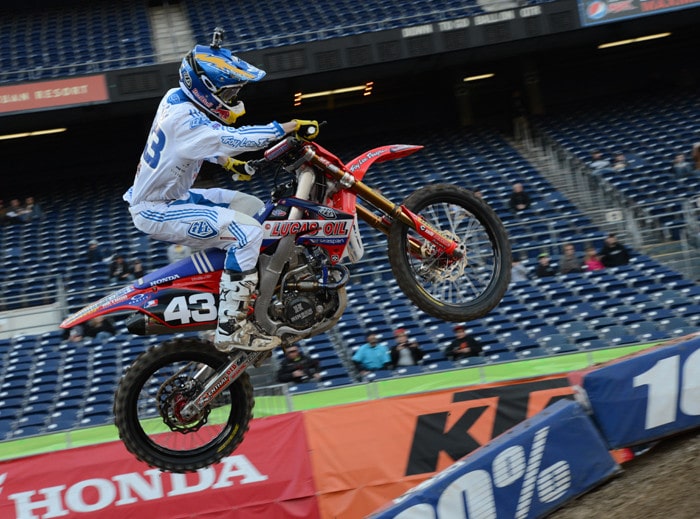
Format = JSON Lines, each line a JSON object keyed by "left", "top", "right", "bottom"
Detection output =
{"left": 113, "top": 337, "right": 254, "bottom": 472}
{"left": 388, "top": 184, "right": 511, "bottom": 322}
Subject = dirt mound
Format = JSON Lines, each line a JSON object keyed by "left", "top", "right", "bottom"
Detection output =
{"left": 550, "top": 429, "right": 700, "bottom": 518}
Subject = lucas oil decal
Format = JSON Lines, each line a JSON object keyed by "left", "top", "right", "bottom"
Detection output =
{"left": 263, "top": 219, "right": 351, "bottom": 240}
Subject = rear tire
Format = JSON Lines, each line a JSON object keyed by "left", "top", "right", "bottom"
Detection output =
{"left": 113, "top": 338, "right": 254, "bottom": 472}
{"left": 388, "top": 184, "right": 511, "bottom": 322}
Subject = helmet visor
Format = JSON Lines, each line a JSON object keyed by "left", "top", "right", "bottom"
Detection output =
{"left": 218, "top": 84, "right": 245, "bottom": 104}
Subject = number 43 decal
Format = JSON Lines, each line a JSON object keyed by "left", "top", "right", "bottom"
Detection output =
{"left": 164, "top": 294, "right": 217, "bottom": 324}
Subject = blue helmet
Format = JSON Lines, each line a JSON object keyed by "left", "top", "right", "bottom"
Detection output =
{"left": 178, "top": 43, "right": 266, "bottom": 124}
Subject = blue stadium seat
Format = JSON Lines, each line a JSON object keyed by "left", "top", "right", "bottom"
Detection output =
{"left": 486, "top": 351, "right": 518, "bottom": 363}
{"left": 455, "top": 356, "right": 486, "bottom": 367}
{"left": 518, "top": 347, "right": 548, "bottom": 359}
{"left": 287, "top": 382, "right": 320, "bottom": 393}
{"left": 321, "top": 376, "right": 353, "bottom": 388}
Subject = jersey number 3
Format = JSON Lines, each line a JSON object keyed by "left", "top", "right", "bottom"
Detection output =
{"left": 143, "top": 127, "right": 166, "bottom": 168}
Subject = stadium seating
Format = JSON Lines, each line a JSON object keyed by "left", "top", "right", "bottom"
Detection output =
{"left": 0, "top": 0, "right": 155, "bottom": 82}
{"left": 0, "top": 0, "right": 564, "bottom": 84}
{"left": 533, "top": 90, "right": 700, "bottom": 237}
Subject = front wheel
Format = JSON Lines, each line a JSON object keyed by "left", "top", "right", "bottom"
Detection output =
{"left": 113, "top": 338, "right": 254, "bottom": 472}
{"left": 388, "top": 184, "right": 511, "bottom": 322}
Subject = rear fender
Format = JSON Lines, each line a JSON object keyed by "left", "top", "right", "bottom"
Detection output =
{"left": 60, "top": 249, "right": 225, "bottom": 330}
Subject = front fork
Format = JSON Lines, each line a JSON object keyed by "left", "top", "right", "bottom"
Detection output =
{"left": 307, "top": 152, "right": 460, "bottom": 259}
{"left": 178, "top": 349, "right": 267, "bottom": 420}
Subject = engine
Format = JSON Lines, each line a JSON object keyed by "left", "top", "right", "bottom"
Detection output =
{"left": 269, "top": 246, "right": 349, "bottom": 331}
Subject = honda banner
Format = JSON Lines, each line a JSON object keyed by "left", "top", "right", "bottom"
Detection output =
{"left": 0, "top": 413, "right": 319, "bottom": 519}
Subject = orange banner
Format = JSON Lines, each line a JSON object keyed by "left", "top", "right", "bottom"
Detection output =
{"left": 305, "top": 375, "right": 572, "bottom": 519}
{"left": 0, "top": 75, "right": 109, "bottom": 114}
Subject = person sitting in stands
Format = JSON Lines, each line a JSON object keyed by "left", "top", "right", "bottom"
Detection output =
{"left": 352, "top": 333, "right": 390, "bottom": 378}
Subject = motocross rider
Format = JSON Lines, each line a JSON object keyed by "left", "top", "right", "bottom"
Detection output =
{"left": 123, "top": 29, "right": 318, "bottom": 353}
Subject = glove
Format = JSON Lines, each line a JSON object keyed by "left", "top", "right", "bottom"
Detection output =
{"left": 294, "top": 119, "right": 319, "bottom": 141}
{"left": 222, "top": 157, "right": 253, "bottom": 181}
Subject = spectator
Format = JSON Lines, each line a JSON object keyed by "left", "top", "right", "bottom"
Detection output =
{"left": 559, "top": 243, "right": 583, "bottom": 275}
{"left": 0, "top": 200, "right": 8, "bottom": 225}
{"left": 167, "top": 243, "right": 193, "bottom": 263}
{"left": 589, "top": 150, "right": 610, "bottom": 171}
{"left": 109, "top": 255, "right": 133, "bottom": 284}
{"left": 83, "top": 315, "right": 116, "bottom": 342}
{"left": 352, "top": 333, "right": 390, "bottom": 377}
{"left": 276, "top": 345, "right": 321, "bottom": 384}
{"left": 6, "top": 198, "right": 27, "bottom": 224}
{"left": 693, "top": 142, "right": 700, "bottom": 171}
{"left": 612, "top": 153, "right": 627, "bottom": 171}
{"left": 510, "top": 254, "right": 529, "bottom": 283}
{"left": 445, "top": 324, "right": 482, "bottom": 361}
{"left": 23, "top": 196, "right": 42, "bottom": 220}
{"left": 390, "top": 328, "right": 424, "bottom": 368}
{"left": 85, "top": 240, "right": 107, "bottom": 263}
{"left": 583, "top": 246, "right": 605, "bottom": 271}
{"left": 132, "top": 258, "right": 145, "bottom": 279}
{"left": 508, "top": 182, "right": 530, "bottom": 213}
{"left": 600, "top": 233, "right": 630, "bottom": 267}
{"left": 535, "top": 252, "right": 556, "bottom": 278}
{"left": 671, "top": 153, "right": 693, "bottom": 179}
{"left": 65, "top": 325, "right": 85, "bottom": 344}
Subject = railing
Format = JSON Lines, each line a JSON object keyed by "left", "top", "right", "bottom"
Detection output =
{"left": 514, "top": 120, "right": 700, "bottom": 281}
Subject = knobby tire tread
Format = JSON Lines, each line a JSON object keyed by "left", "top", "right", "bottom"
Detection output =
{"left": 388, "top": 184, "right": 511, "bottom": 322}
{"left": 113, "top": 337, "right": 254, "bottom": 473}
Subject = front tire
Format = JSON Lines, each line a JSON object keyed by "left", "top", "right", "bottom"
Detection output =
{"left": 113, "top": 338, "right": 254, "bottom": 472}
{"left": 388, "top": 184, "right": 511, "bottom": 322}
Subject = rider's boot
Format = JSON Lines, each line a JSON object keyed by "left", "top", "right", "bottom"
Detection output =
{"left": 214, "top": 269, "right": 281, "bottom": 352}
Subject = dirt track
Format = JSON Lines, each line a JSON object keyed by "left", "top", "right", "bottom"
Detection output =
{"left": 550, "top": 428, "right": 700, "bottom": 518}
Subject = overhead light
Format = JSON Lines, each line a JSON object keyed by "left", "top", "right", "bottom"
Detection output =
{"left": 0, "top": 127, "right": 67, "bottom": 141}
{"left": 463, "top": 73, "right": 495, "bottom": 82}
{"left": 294, "top": 82, "right": 374, "bottom": 106}
{"left": 598, "top": 32, "right": 671, "bottom": 49}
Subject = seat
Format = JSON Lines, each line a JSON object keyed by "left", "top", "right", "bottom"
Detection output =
{"left": 547, "top": 343, "right": 579, "bottom": 354}
{"left": 456, "top": 356, "right": 486, "bottom": 367}
{"left": 320, "top": 366, "right": 350, "bottom": 380}
{"left": 569, "top": 329, "right": 600, "bottom": 344}
{"left": 579, "top": 339, "right": 610, "bottom": 350}
{"left": 424, "top": 360, "right": 456, "bottom": 372}
{"left": 518, "top": 347, "right": 548, "bottom": 359}
{"left": 365, "top": 369, "right": 394, "bottom": 381}
{"left": 629, "top": 321, "right": 668, "bottom": 342}
{"left": 321, "top": 376, "right": 353, "bottom": 388}
{"left": 395, "top": 365, "right": 424, "bottom": 376}
{"left": 481, "top": 342, "right": 509, "bottom": 355}
{"left": 557, "top": 321, "right": 591, "bottom": 335}
{"left": 486, "top": 351, "right": 518, "bottom": 363}
{"left": 539, "top": 334, "right": 572, "bottom": 349}
{"left": 287, "top": 382, "right": 320, "bottom": 393}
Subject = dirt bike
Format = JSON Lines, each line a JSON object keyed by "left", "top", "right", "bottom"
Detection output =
{"left": 60, "top": 124, "right": 511, "bottom": 472}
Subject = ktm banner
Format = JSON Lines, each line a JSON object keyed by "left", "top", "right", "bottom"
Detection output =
{"left": 304, "top": 375, "right": 573, "bottom": 519}
{"left": 0, "top": 375, "right": 572, "bottom": 519}
{"left": 0, "top": 413, "right": 319, "bottom": 519}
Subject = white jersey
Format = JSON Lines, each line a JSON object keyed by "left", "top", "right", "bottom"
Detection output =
{"left": 123, "top": 88, "right": 285, "bottom": 206}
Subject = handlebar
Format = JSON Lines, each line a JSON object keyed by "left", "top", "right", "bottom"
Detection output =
{"left": 247, "top": 121, "right": 326, "bottom": 176}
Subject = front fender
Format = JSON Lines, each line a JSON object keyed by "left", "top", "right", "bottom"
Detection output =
{"left": 345, "top": 144, "right": 423, "bottom": 181}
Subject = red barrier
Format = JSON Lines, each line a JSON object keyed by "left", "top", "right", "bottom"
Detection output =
{"left": 0, "top": 413, "right": 319, "bottom": 519}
